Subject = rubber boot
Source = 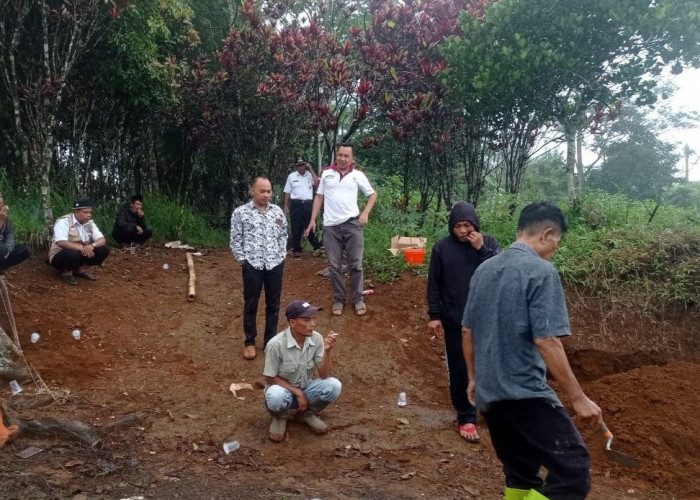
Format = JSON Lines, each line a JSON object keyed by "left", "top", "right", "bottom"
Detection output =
{"left": 523, "top": 489, "right": 550, "bottom": 500}
{"left": 504, "top": 487, "right": 530, "bottom": 500}
{"left": 301, "top": 399, "right": 330, "bottom": 434}
{"left": 267, "top": 408, "right": 297, "bottom": 442}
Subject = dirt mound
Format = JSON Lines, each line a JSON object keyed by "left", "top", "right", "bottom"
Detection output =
{"left": 0, "top": 246, "right": 698, "bottom": 499}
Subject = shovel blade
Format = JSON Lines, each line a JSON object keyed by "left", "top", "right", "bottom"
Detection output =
{"left": 605, "top": 449, "right": 640, "bottom": 468}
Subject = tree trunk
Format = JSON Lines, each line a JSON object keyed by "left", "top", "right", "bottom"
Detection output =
{"left": 0, "top": 324, "right": 31, "bottom": 383}
{"left": 576, "top": 129, "right": 585, "bottom": 192}
{"left": 565, "top": 127, "right": 577, "bottom": 200}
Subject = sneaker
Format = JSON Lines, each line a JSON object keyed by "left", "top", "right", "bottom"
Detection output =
{"left": 268, "top": 417, "right": 287, "bottom": 442}
{"left": 300, "top": 413, "right": 329, "bottom": 434}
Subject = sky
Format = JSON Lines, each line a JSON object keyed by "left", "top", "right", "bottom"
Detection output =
{"left": 660, "top": 67, "right": 700, "bottom": 181}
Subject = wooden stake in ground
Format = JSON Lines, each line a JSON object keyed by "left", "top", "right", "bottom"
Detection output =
{"left": 186, "top": 252, "right": 196, "bottom": 301}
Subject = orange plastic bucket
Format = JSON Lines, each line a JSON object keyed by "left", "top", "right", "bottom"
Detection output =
{"left": 403, "top": 248, "right": 426, "bottom": 265}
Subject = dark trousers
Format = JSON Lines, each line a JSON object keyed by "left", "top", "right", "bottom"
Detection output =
{"left": 242, "top": 261, "right": 284, "bottom": 348}
{"left": 0, "top": 244, "right": 30, "bottom": 271}
{"left": 443, "top": 322, "right": 477, "bottom": 425}
{"left": 290, "top": 200, "right": 321, "bottom": 252}
{"left": 483, "top": 398, "right": 591, "bottom": 500}
{"left": 51, "top": 246, "right": 111, "bottom": 272}
{"left": 113, "top": 227, "right": 153, "bottom": 245}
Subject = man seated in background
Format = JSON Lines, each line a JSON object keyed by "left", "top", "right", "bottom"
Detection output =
{"left": 0, "top": 191, "right": 30, "bottom": 273}
{"left": 112, "top": 195, "right": 152, "bottom": 246}
{"left": 49, "top": 200, "right": 110, "bottom": 285}
{"left": 263, "top": 300, "right": 341, "bottom": 442}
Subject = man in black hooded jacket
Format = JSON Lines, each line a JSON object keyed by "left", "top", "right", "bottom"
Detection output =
{"left": 427, "top": 201, "right": 500, "bottom": 443}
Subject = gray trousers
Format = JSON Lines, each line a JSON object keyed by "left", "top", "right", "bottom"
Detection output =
{"left": 323, "top": 217, "right": 364, "bottom": 304}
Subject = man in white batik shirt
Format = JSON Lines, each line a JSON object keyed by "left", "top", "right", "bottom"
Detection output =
{"left": 231, "top": 176, "right": 288, "bottom": 360}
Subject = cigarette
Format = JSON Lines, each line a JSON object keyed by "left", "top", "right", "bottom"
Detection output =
{"left": 430, "top": 335, "right": 436, "bottom": 340}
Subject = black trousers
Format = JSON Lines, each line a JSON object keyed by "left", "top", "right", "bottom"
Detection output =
{"left": 483, "top": 398, "right": 591, "bottom": 500}
{"left": 443, "top": 321, "right": 477, "bottom": 425}
{"left": 50, "top": 246, "right": 111, "bottom": 272}
{"left": 113, "top": 227, "right": 153, "bottom": 245}
{"left": 289, "top": 200, "right": 321, "bottom": 252}
{"left": 242, "top": 261, "right": 284, "bottom": 348}
{"left": 0, "top": 244, "right": 30, "bottom": 271}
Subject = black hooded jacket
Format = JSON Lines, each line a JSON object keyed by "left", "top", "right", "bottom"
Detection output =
{"left": 427, "top": 202, "right": 501, "bottom": 327}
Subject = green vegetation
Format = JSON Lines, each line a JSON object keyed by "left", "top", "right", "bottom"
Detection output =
{"left": 2, "top": 178, "right": 699, "bottom": 312}
{"left": 364, "top": 188, "right": 700, "bottom": 313}
{"left": 1, "top": 188, "right": 228, "bottom": 248}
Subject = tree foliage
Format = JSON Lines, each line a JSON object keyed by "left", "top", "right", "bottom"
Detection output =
{"left": 588, "top": 108, "right": 679, "bottom": 201}
{"left": 1, "top": 0, "right": 699, "bottom": 232}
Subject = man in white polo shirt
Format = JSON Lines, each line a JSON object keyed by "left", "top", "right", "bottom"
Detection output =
{"left": 305, "top": 143, "right": 377, "bottom": 316}
{"left": 48, "top": 199, "right": 111, "bottom": 285}
{"left": 283, "top": 158, "right": 322, "bottom": 257}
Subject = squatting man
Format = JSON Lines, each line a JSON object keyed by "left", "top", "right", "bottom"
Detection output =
{"left": 263, "top": 300, "right": 341, "bottom": 442}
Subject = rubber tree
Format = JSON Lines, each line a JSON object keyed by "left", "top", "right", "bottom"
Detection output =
{"left": 0, "top": 0, "right": 110, "bottom": 243}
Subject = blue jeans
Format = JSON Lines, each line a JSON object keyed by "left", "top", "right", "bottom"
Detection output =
{"left": 265, "top": 378, "right": 342, "bottom": 413}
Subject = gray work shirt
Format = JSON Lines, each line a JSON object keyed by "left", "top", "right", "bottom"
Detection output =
{"left": 462, "top": 242, "right": 571, "bottom": 412}
{"left": 263, "top": 327, "right": 325, "bottom": 389}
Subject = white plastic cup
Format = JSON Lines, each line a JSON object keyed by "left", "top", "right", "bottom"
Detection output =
{"left": 397, "top": 392, "right": 407, "bottom": 407}
{"left": 72, "top": 329, "right": 81, "bottom": 340}
{"left": 162, "top": 263, "right": 169, "bottom": 270}
{"left": 222, "top": 440, "right": 240, "bottom": 454}
{"left": 129, "top": 244, "right": 135, "bottom": 255}
{"left": 9, "top": 379, "right": 23, "bottom": 395}
{"left": 30, "top": 332, "right": 40, "bottom": 343}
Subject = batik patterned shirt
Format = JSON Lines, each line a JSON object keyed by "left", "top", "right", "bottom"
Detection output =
{"left": 230, "top": 201, "right": 287, "bottom": 270}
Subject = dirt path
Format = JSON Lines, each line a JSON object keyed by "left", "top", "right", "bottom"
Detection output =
{"left": 1, "top": 246, "right": 698, "bottom": 499}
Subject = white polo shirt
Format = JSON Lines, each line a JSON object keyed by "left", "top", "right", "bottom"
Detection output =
{"left": 53, "top": 214, "right": 104, "bottom": 243}
{"left": 317, "top": 165, "right": 375, "bottom": 227}
{"left": 283, "top": 171, "right": 315, "bottom": 201}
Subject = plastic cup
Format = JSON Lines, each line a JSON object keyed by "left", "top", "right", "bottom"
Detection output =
{"left": 72, "top": 329, "right": 81, "bottom": 340}
{"left": 9, "top": 380, "right": 23, "bottom": 395}
{"left": 397, "top": 392, "right": 407, "bottom": 407}
{"left": 222, "top": 440, "right": 240, "bottom": 454}
{"left": 30, "top": 332, "right": 40, "bottom": 343}
{"left": 129, "top": 244, "right": 135, "bottom": 255}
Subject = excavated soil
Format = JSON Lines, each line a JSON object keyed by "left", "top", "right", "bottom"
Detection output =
{"left": 0, "top": 246, "right": 698, "bottom": 499}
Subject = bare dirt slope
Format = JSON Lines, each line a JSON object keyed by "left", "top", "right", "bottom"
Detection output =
{"left": 0, "top": 246, "right": 698, "bottom": 499}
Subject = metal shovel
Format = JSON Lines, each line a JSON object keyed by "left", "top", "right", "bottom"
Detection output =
{"left": 600, "top": 422, "right": 641, "bottom": 468}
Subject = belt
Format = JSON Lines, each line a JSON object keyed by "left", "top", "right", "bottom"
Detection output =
{"left": 291, "top": 199, "right": 312, "bottom": 204}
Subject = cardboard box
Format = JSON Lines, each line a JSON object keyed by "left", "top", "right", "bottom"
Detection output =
{"left": 389, "top": 235, "right": 427, "bottom": 256}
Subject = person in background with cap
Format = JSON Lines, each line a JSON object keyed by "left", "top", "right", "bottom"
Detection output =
{"left": 283, "top": 158, "right": 322, "bottom": 258}
{"left": 263, "top": 299, "right": 341, "bottom": 442}
{"left": 112, "top": 194, "right": 152, "bottom": 246}
{"left": 48, "top": 200, "right": 110, "bottom": 285}
{"left": 230, "top": 176, "right": 287, "bottom": 360}
{"left": 0, "top": 191, "right": 31, "bottom": 273}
